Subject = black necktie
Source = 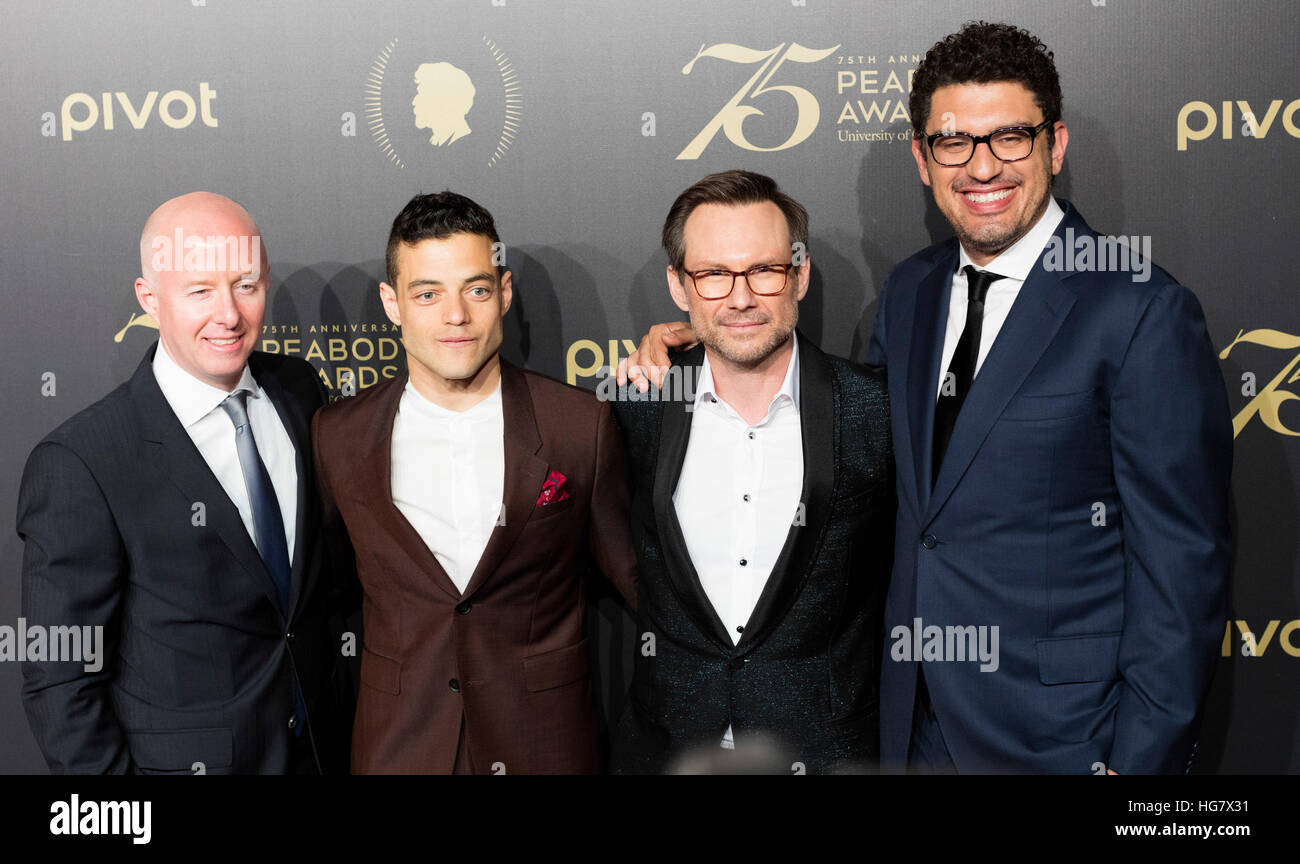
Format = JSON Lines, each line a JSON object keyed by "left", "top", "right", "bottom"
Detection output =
{"left": 932, "top": 266, "right": 998, "bottom": 486}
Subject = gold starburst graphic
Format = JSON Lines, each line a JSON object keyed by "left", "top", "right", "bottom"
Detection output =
{"left": 483, "top": 35, "right": 522, "bottom": 167}
{"left": 365, "top": 38, "right": 405, "bottom": 168}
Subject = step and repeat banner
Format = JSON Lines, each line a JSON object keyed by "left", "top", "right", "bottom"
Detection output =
{"left": 1, "top": 0, "right": 1295, "bottom": 773}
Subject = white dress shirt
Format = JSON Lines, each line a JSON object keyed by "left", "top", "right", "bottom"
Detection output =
{"left": 937, "top": 197, "right": 1066, "bottom": 398}
{"left": 674, "top": 334, "right": 804, "bottom": 748}
{"left": 152, "top": 341, "right": 299, "bottom": 560}
{"left": 390, "top": 379, "right": 505, "bottom": 595}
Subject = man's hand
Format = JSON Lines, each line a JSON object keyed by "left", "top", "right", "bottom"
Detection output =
{"left": 615, "top": 321, "right": 696, "bottom": 391}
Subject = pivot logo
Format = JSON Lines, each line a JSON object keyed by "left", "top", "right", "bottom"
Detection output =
{"left": 45, "top": 83, "right": 218, "bottom": 141}
{"left": 1221, "top": 619, "right": 1300, "bottom": 657}
{"left": 677, "top": 42, "right": 840, "bottom": 159}
{"left": 566, "top": 338, "right": 638, "bottom": 386}
{"left": 1177, "top": 99, "right": 1300, "bottom": 150}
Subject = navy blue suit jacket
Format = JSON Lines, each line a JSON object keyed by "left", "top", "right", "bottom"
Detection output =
{"left": 867, "top": 200, "right": 1232, "bottom": 773}
{"left": 16, "top": 346, "right": 352, "bottom": 773}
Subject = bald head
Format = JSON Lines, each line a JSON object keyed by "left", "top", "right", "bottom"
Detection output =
{"left": 133, "top": 191, "right": 271, "bottom": 391}
{"left": 139, "top": 191, "right": 267, "bottom": 282}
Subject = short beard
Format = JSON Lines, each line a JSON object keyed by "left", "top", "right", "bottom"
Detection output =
{"left": 696, "top": 310, "right": 798, "bottom": 369}
{"left": 949, "top": 159, "right": 1054, "bottom": 259}
{"left": 952, "top": 181, "right": 1052, "bottom": 260}
{"left": 955, "top": 221, "right": 1026, "bottom": 259}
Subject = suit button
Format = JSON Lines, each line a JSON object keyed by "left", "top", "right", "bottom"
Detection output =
{"left": 285, "top": 631, "right": 295, "bottom": 643}
{"left": 449, "top": 678, "right": 461, "bottom": 693}
{"left": 921, "top": 534, "right": 937, "bottom": 549}
{"left": 456, "top": 602, "right": 472, "bottom": 615}
{"left": 287, "top": 715, "right": 298, "bottom": 730}
{"left": 729, "top": 658, "right": 745, "bottom": 671}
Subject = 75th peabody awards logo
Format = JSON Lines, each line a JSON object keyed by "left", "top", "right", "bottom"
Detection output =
{"left": 365, "top": 35, "right": 522, "bottom": 168}
{"left": 676, "top": 42, "right": 918, "bottom": 159}
{"left": 1221, "top": 328, "right": 1300, "bottom": 438}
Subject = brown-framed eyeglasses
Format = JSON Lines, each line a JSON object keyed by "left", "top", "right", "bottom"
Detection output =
{"left": 683, "top": 262, "right": 795, "bottom": 300}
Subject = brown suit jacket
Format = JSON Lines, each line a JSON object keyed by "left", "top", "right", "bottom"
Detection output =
{"left": 312, "top": 359, "right": 637, "bottom": 774}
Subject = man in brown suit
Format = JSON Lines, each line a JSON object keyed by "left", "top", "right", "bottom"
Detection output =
{"left": 312, "top": 191, "right": 636, "bottom": 773}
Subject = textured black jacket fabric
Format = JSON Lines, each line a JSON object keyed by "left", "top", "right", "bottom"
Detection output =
{"left": 610, "top": 335, "right": 893, "bottom": 774}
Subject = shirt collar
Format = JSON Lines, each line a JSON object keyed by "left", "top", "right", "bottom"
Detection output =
{"left": 958, "top": 196, "right": 1065, "bottom": 282}
{"left": 152, "top": 339, "right": 261, "bottom": 429}
{"left": 693, "top": 331, "right": 801, "bottom": 416}
{"left": 401, "top": 376, "right": 503, "bottom": 421}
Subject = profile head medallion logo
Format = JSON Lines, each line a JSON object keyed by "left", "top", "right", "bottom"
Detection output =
{"left": 412, "top": 61, "right": 476, "bottom": 146}
{"left": 366, "top": 35, "right": 521, "bottom": 168}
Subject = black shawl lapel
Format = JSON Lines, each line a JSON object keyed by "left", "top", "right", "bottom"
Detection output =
{"left": 651, "top": 344, "right": 735, "bottom": 650}
{"left": 735, "top": 333, "right": 834, "bottom": 654}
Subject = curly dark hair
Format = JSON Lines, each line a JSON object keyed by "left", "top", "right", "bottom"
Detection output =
{"left": 386, "top": 190, "right": 502, "bottom": 285}
{"left": 910, "top": 21, "right": 1063, "bottom": 148}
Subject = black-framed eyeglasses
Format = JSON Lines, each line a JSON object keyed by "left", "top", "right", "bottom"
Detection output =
{"left": 682, "top": 262, "right": 795, "bottom": 300}
{"left": 924, "top": 120, "right": 1052, "bottom": 167}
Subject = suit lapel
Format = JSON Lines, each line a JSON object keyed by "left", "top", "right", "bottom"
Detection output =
{"left": 905, "top": 249, "right": 957, "bottom": 517}
{"left": 252, "top": 355, "right": 313, "bottom": 619}
{"left": 130, "top": 346, "right": 285, "bottom": 621}
{"left": 926, "top": 237, "right": 1078, "bottom": 523}
{"left": 652, "top": 345, "right": 734, "bottom": 650}
{"left": 460, "top": 360, "right": 548, "bottom": 600}
{"left": 735, "top": 336, "right": 835, "bottom": 654}
{"left": 346, "top": 372, "right": 463, "bottom": 600}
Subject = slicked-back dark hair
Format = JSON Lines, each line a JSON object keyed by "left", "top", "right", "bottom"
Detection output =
{"left": 385, "top": 190, "right": 502, "bottom": 284}
{"left": 910, "top": 21, "right": 1063, "bottom": 148}
{"left": 662, "top": 169, "right": 809, "bottom": 274}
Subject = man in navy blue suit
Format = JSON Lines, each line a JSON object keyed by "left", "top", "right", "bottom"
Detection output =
{"left": 621, "top": 21, "right": 1232, "bottom": 774}
{"left": 865, "top": 21, "right": 1232, "bottom": 774}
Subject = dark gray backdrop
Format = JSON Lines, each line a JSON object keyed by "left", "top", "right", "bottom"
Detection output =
{"left": 2, "top": 0, "right": 1296, "bottom": 773}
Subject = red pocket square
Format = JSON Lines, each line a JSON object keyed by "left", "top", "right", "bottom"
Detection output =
{"left": 536, "top": 471, "right": 571, "bottom": 506}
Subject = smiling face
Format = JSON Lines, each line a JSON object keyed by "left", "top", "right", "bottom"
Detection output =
{"left": 133, "top": 193, "right": 268, "bottom": 391}
{"left": 667, "top": 200, "right": 809, "bottom": 369}
{"left": 380, "top": 232, "right": 512, "bottom": 401}
{"left": 911, "top": 81, "right": 1068, "bottom": 266}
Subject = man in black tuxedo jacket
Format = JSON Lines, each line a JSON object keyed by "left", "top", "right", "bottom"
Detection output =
{"left": 610, "top": 171, "right": 893, "bottom": 774}
{"left": 17, "top": 192, "right": 350, "bottom": 773}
